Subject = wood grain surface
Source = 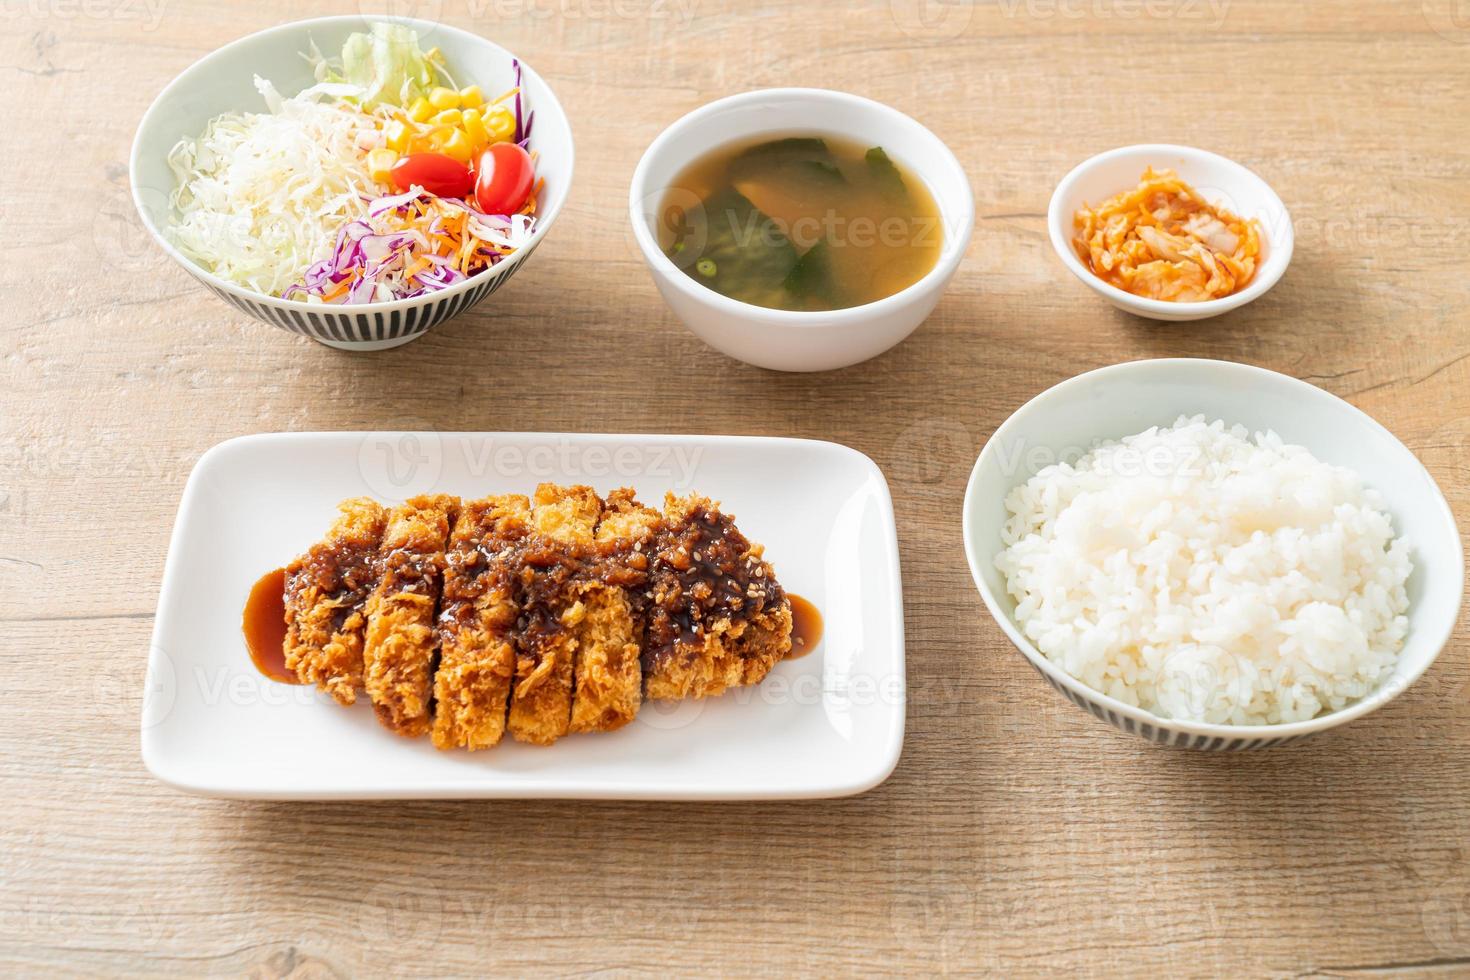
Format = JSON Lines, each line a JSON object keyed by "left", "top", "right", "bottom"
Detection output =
{"left": 4, "top": 0, "right": 1470, "bottom": 975}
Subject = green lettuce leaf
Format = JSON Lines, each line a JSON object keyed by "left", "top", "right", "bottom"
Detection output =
{"left": 340, "top": 22, "right": 437, "bottom": 108}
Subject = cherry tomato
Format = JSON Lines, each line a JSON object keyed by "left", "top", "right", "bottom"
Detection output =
{"left": 473, "top": 142, "right": 534, "bottom": 215}
{"left": 389, "top": 153, "right": 475, "bottom": 198}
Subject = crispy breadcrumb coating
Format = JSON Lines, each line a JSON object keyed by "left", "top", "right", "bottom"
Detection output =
{"left": 362, "top": 495, "right": 458, "bottom": 738}
{"left": 506, "top": 484, "right": 602, "bottom": 745}
{"left": 568, "top": 489, "right": 661, "bottom": 733}
{"left": 284, "top": 485, "right": 795, "bottom": 750}
{"left": 643, "top": 493, "right": 793, "bottom": 702}
{"left": 432, "top": 495, "right": 529, "bottom": 751}
{"left": 283, "top": 497, "right": 386, "bottom": 705}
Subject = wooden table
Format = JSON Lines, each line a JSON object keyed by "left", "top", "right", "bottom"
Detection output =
{"left": 5, "top": 1, "right": 1469, "bottom": 975}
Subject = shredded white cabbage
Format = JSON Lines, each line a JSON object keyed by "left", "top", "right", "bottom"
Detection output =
{"left": 166, "top": 77, "right": 383, "bottom": 296}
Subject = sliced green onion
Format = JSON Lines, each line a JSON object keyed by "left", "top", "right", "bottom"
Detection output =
{"left": 696, "top": 258, "right": 717, "bottom": 277}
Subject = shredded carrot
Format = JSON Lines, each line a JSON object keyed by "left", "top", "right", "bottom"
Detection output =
{"left": 320, "top": 277, "right": 351, "bottom": 301}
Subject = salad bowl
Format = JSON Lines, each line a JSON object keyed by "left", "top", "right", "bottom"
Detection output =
{"left": 130, "top": 16, "right": 574, "bottom": 351}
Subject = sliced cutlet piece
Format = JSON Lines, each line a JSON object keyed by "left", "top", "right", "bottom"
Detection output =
{"left": 362, "top": 494, "right": 458, "bottom": 738}
{"left": 568, "top": 488, "right": 661, "bottom": 734}
{"left": 432, "top": 494, "right": 530, "bottom": 751}
{"left": 643, "top": 493, "right": 794, "bottom": 701}
{"left": 507, "top": 484, "right": 602, "bottom": 745}
{"left": 284, "top": 497, "right": 387, "bottom": 705}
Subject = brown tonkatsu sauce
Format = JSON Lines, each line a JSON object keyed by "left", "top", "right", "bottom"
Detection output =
{"left": 438, "top": 533, "right": 524, "bottom": 633}
{"left": 246, "top": 498, "right": 823, "bottom": 687}
{"left": 642, "top": 501, "right": 785, "bottom": 670}
{"left": 286, "top": 537, "right": 380, "bottom": 632}
{"left": 243, "top": 567, "right": 298, "bottom": 683}
{"left": 785, "top": 594, "right": 823, "bottom": 658}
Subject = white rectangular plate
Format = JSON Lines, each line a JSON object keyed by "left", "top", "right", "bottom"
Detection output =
{"left": 144, "top": 432, "right": 905, "bottom": 800}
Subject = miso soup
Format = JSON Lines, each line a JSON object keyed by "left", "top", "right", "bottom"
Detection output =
{"left": 657, "top": 134, "right": 944, "bottom": 312}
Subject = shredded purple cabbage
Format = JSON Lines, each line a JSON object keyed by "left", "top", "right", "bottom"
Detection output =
{"left": 281, "top": 188, "right": 527, "bottom": 305}
{"left": 512, "top": 59, "right": 524, "bottom": 145}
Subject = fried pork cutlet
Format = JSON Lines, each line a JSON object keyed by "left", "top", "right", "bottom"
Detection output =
{"left": 568, "top": 488, "right": 661, "bottom": 734}
{"left": 506, "top": 484, "right": 604, "bottom": 745}
{"left": 643, "top": 493, "right": 794, "bottom": 702}
{"left": 432, "top": 494, "right": 530, "bottom": 751}
{"left": 280, "top": 483, "right": 798, "bottom": 751}
{"left": 283, "top": 498, "right": 387, "bottom": 705}
{"left": 362, "top": 494, "right": 458, "bottom": 738}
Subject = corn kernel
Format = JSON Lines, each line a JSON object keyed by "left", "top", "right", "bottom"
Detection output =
{"left": 484, "top": 106, "right": 515, "bottom": 142}
{"left": 407, "top": 97, "right": 434, "bottom": 123}
{"left": 439, "top": 129, "right": 473, "bottom": 164}
{"left": 459, "top": 85, "right": 485, "bottom": 109}
{"left": 431, "top": 108, "right": 463, "bottom": 127}
{"left": 367, "top": 148, "right": 398, "bottom": 183}
{"left": 383, "top": 119, "right": 412, "bottom": 153}
{"left": 461, "top": 110, "right": 488, "bottom": 150}
{"left": 428, "top": 86, "right": 461, "bottom": 111}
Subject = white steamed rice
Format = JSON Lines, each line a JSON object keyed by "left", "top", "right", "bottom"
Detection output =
{"left": 994, "top": 415, "right": 1411, "bottom": 726}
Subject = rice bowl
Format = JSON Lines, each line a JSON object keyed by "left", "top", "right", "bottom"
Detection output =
{"left": 961, "top": 358, "right": 1463, "bottom": 749}
{"left": 994, "top": 416, "right": 1411, "bottom": 726}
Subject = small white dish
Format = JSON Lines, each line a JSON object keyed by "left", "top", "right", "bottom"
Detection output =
{"left": 1047, "top": 144, "right": 1293, "bottom": 322}
{"left": 144, "top": 432, "right": 905, "bottom": 799}
{"left": 130, "top": 16, "right": 574, "bottom": 351}
{"left": 962, "top": 358, "right": 1462, "bottom": 749}
{"left": 629, "top": 88, "right": 974, "bottom": 372}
